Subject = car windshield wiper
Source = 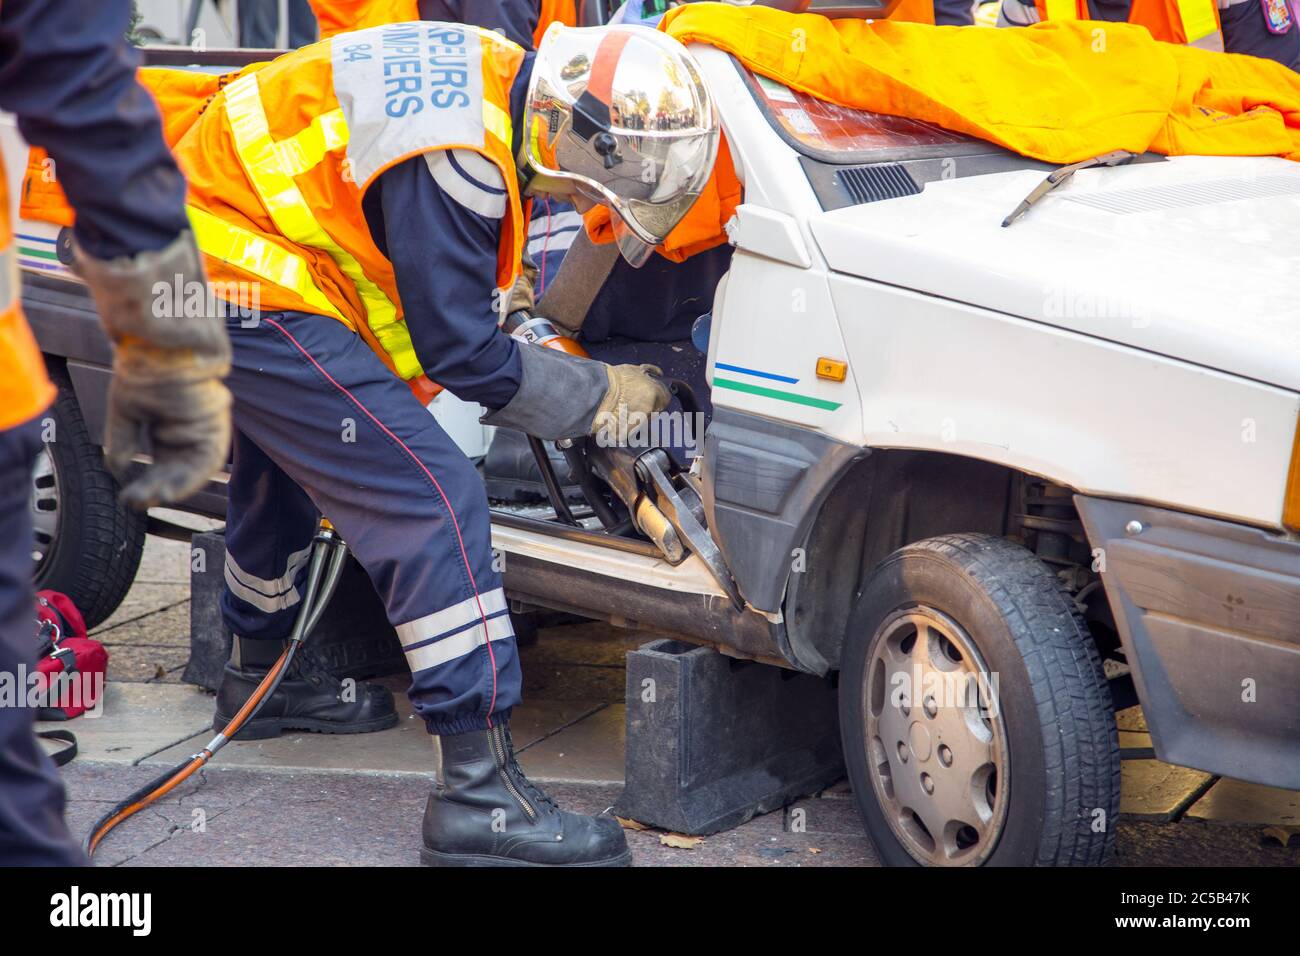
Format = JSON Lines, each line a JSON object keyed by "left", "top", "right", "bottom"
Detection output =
{"left": 1001, "top": 150, "right": 1138, "bottom": 227}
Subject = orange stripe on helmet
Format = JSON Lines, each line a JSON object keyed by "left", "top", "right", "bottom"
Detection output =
{"left": 587, "top": 29, "right": 633, "bottom": 106}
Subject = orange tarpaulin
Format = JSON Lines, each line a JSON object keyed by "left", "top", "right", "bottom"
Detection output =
{"left": 661, "top": 5, "right": 1300, "bottom": 163}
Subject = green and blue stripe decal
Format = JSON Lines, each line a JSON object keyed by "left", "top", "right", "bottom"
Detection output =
{"left": 712, "top": 361, "right": 841, "bottom": 411}
{"left": 17, "top": 233, "right": 67, "bottom": 274}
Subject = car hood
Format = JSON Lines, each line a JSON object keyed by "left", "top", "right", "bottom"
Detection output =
{"left": 809, "top": 155, "right": 1300, "bottom": 392}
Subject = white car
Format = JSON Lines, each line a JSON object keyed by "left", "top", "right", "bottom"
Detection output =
{"left": 500, "top": 41, "right": 1300, "bottom": 866}
{"left": 10, "top": 15, "right": 1299, "bottom": 868}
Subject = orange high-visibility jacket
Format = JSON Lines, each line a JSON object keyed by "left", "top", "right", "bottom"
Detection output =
{"left": 0, "top": 152, "right": 56, "bottom": 431}
{"left": 1033, "top": 0, "right": 1224, "bottom": 50}
{"left": 19, "top": 65, "right": 255, "bottom": 228}
{"left": 173, "top": 21, "right": 528, "bottom": 384}
{"left": 308, "top": 0, "right": 577, "bottom": 48}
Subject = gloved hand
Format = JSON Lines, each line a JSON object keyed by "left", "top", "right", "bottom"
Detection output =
{"left": 592, "top": 363, "right": 671, "bottom": 432}
{"left": 481, "top": 343, "right": 670, "bottom": 442}
{"left": 72, "top": 231, "right": 232, "bottom": 509}
{"left": 506, "top": 256, "right": 538, "bottom": 315}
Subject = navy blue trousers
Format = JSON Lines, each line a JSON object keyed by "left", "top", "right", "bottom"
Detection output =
{"left": 0, "top": 414, "right": 85, "bottom": 865}
{"left": 220, "top": 312, "right": 519, "bottom": 735}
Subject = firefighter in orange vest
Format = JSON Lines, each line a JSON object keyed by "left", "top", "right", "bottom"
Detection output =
{"left": 176, "top": 20, "right": 714, "bottom": 866}
{"left": 997, "top": 0, "right": 1299, "bottom": 70}
{"left": 0, "top": 0, "right": 230, "bottom": 864}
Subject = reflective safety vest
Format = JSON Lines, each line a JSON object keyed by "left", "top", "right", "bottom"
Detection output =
{"left": 309, "top": 0, "right": 577, "bottom": 49}
{"left": 174, "top": 22, "right": 528, "bottom": 384}
{"left": 0, "top": 151, "right": 56, "bottom": 431}
{"left": 1033, "top": 0, "right": 1224, "bottom": 50}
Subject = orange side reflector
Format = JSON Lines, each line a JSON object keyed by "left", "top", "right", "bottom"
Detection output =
{"left": 816, "top": 357, "right": 847, "bottom": 382}
{"left": 1283, "top": 413, "right": 1300, "bottom": 531}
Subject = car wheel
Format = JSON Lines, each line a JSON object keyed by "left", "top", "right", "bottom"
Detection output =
{"left": 839, "top": 532, "right": 1120, "bottom": 866}
{"left": 30, "top": 366, "right": 146, "bottom": 629}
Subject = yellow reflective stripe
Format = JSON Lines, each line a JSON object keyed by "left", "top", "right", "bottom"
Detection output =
{"left": 223, "top": 74, "right": 423, "bottom": 380}
{"left": 483, "top": 100, "right": 512, "bottom": 147}
{"left": 1044, "top": 0, "right": 1079, "bottom": 18}
{"left": 187, "top": 205, "right": 345, "bottom": 321}
{"left": 1176, "top": 0, "right": 1219, "bottom": 43}
{"left": 274, "top": 108, "right": 349, "bottom": 177}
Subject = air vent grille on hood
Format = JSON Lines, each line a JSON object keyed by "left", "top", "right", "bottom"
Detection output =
{"left": 836, "top": 163, "right": 922, "bottom": 206}
{"left": 1064, "top": 174, "right": 1300, "bottom": 214}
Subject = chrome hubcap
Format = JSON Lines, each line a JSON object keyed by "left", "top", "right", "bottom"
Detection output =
{"left": 863, "top": 606, "right": 1009, "bottom": 866}
{"left": 30, "top": 446, "right": 59, "bottom": 568}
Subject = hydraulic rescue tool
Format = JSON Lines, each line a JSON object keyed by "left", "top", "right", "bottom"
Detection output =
{"left": 504, "top": 308, "right": 743, "bottom": 609}
{"left": 84, "top": 520, "right": 349, "bottom": 857}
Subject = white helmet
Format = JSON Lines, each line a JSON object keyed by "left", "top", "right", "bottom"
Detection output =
{"left": 523, "top": 23, "right": 719, "bottom": 267}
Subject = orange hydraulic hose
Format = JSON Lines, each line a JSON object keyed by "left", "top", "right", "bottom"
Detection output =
{"left": 85, "top": 526, "right": 344, "bottom": 858}
{"left": 84, "top": 650, "right": 293, "bottom": 856}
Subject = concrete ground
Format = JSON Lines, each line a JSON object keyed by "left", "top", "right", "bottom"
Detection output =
{"left": 41, "top": 534, "right": 1300, "bottom": 867}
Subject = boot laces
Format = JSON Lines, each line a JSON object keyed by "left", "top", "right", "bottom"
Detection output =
{"left": 501, "top": 724, "right": 558, "bottom": 813}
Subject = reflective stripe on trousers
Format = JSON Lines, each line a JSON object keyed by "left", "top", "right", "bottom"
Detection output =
{"left": 219, "top": 309, "right": 521, "bottom": 734}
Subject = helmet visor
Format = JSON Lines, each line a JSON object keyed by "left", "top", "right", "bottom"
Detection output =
{"left": 525, "top": 24, "right": 719, "bottom": 266}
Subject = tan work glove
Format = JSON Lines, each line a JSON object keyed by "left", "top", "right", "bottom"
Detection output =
{"left": 481, "top": 345, "right": 670, "bottom": 442}
{"left": 592, "top": 364, "right": 672, "bottom": 434}
{"left": 72, "top": 231, "right": 232, "bottom": 509}
{"left": 506, "top": 256, "right": 538, "bottom": 315}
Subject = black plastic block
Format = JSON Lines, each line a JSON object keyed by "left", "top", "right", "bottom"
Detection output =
{"left": 184, "top": 530, "right": 407, "bottom": 690}
{"left": 616, "top": 638, "right": 844, "bottom": 835}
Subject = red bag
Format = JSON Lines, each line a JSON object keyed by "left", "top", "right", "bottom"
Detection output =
{"left": 35, "top": 590, "right": 108, "bottom": 720}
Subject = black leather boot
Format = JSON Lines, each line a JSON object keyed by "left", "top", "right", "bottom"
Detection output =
{"left": 421, "top": 721, "right": 631, "bottom": 867}
{"left": 482, "top": 428, "right": 579, "bottom": 503}
{"left": 213, "top": 636, "right": 398, "bottom": 739}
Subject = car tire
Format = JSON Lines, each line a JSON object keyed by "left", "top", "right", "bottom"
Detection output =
{"left": 31, "top": 366, "right": 146, "bottom": 629}
{"left": 839, "top": 532, "right": 1120, "bottom": 866}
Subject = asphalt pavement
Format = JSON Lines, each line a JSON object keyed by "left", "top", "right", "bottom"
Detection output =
{"left": 42, "top": 534, "right": 1300, "bottom": 868}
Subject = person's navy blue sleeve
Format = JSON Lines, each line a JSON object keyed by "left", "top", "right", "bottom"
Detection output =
{"left": 367, "top": 154, "right": 523, "bottom": 410}
{"left": 419, "top": 0, "right": 540, "bottom": 50}
{"left": 0, "top": 0, "right": 189, "bottom": 259}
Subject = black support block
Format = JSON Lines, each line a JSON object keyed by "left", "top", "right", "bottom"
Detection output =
{"left": 616, "top": 638, "right": 844, "bottom": 835}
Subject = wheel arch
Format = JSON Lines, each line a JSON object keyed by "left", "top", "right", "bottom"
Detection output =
{"left": 783, "top": 448, "right": 1101, "bottom": 674}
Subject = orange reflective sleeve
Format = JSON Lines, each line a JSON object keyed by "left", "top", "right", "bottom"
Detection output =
{"left": 0, "top": 304, "right": 56, "bottom": 430}
{"left": 0, "top": 165, "right": 55, "bottom": 430}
